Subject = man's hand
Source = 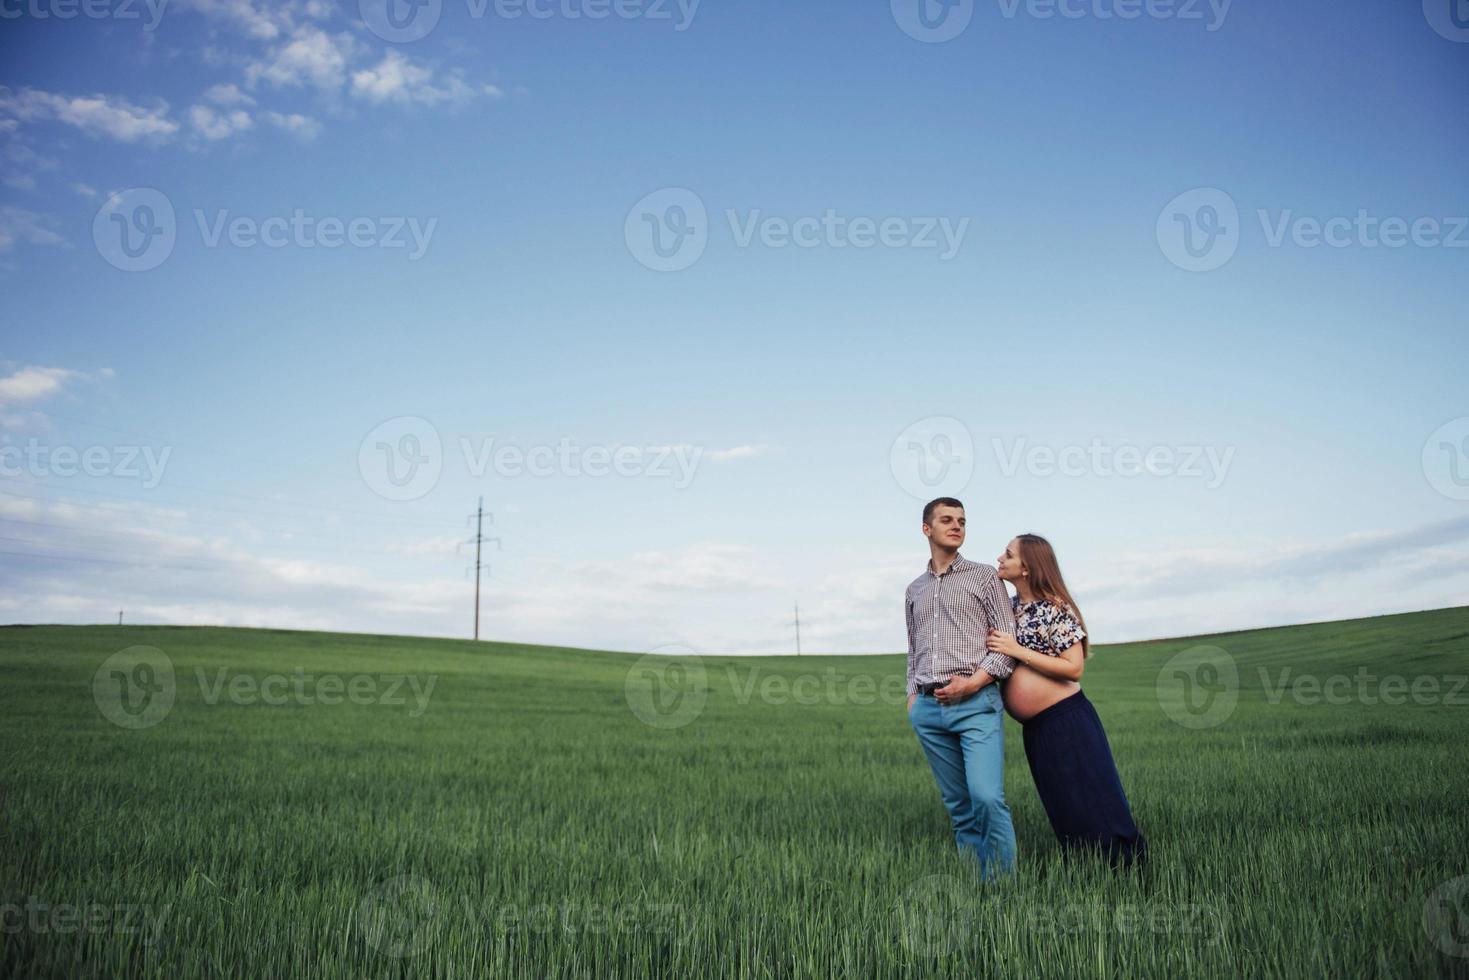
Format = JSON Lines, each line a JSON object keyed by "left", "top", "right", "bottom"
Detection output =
{"left": 935, "top": 671, "right": 992, "bottom": 705}
{"left": 907, "top": 692, "right": 916, "bottom": 713}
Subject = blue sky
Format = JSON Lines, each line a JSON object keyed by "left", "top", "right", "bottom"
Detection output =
{"left": 2, "top": 0, "right": 1467, "bottom": 653}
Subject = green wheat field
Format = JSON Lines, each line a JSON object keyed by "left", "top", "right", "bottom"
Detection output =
{"left": 2, "top": 607, "right": 1467, "bottom": 978}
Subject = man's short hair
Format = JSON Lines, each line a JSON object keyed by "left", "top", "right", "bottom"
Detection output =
{"left": 923, "top": 497, "right": 965, "bottom": 525}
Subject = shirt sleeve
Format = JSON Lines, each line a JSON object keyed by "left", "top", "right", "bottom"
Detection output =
{"left": 1049, "top": 603, "right": 1087, "bottom": 654}
{"left": 976, "top": 566, "right": 1018, "bottom": 680}
{"left": 904, "top": 590, "right": 919, "bottom": 696}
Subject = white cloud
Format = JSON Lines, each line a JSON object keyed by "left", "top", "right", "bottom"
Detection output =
{"left": 203, "top": 82, "right": 256, "bottom": 106}
{"left": 246, "top": 26, "right": 358, "bottom": 93}
{"left": 0, "top": 207, "right": 66, "bottom": 252}
{"left": 174, "top": 0, "right": 289, "bottom": 39}
{"left": 189, "top": 104, "right": 254, "bottom": 139}
{"left": 350, "top": 51, "right": 478, "bottom": 107}
{"left": 262, "top": 110, "right": 320, "bottom": 140}
{"left": 2, "top": 495, "right": 1467, "bottom": 655}
{"left": 72, "top": 183, "right": 97, "bottom": 197}
{"left": 0, "top": 366, "right": 82, "bottom": 405}
{"left": 0, "top": 87, "right": 178, "bottom": 143}
{"left": 707, "top": 445, "right": 766, "bottom": 462}
{"left": 3, "top": 174, "right": 36, "bottom": 192}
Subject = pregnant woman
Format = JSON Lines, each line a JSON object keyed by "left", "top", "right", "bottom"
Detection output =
{"left": 984, "top": 533, "right": 1146, "bottom": 866}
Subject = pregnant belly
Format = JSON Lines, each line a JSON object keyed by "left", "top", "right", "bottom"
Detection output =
{"left": 1002, "top": 665, "right": 1080, "bottom": 723}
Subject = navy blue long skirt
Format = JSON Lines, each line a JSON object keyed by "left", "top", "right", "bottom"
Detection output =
{"left": 1021, "top": 690, "right": 1146, "bottom": 866}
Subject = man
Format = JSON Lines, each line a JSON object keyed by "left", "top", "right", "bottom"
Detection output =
{"left": 905, "top": 496, "right": 1019, "bottom": 877}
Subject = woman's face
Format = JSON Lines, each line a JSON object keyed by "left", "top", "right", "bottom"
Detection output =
{"left": 996, "top": 538, "right": 1024, "bottom": 582}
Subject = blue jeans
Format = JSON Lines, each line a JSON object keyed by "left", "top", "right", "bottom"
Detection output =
{"left": 909, "top": 683, "right": 1017, "bottom": 877}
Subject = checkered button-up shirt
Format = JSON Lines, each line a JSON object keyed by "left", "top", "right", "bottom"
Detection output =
{"left": 905, "top": 554, "right": 1018, "bottom": 695}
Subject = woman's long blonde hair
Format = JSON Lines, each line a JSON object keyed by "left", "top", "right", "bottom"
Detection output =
{"left": 1016, "top": 533, "right": 1090, "bottom": 657}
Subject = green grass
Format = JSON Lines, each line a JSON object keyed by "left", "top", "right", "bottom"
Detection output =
{"left": 2, "top": 608, "right": 1468, "bottom": 978}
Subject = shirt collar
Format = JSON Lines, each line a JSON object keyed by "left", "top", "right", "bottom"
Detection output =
{"left": 927, "top": 552, "right": 975, "bottom": 576}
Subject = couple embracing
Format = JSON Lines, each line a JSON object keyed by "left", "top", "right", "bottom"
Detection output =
{"left": 904, "top": 496, "right": 1146, "bottom": 875}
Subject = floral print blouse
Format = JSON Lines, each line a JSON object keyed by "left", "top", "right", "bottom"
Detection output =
{"left": 1011, "top": 596, "right": 1087, "bottom": 658}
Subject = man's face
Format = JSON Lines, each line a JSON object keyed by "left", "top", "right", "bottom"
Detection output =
{"left": 924, "top": 505, "right": 965, "bottom": 549}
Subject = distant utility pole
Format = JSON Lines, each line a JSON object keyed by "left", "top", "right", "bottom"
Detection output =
{"left": 464, "top": 498, "right": 500, "bottom": 641}
{"left": 118, "top": 610, "right": 123, "bottom": 626}
{"left": 473, "top": 498, "right": 484, "bottom": 641}
{"left": 794, "top": 602, "right": 801, "bottom": 656}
